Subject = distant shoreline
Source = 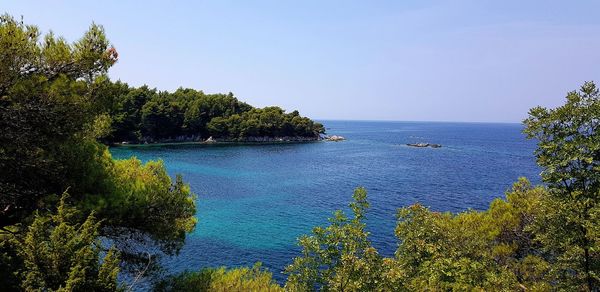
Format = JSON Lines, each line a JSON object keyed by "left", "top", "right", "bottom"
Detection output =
{"left": 111, "top": 140, "right": 324, "bottom": 148}
{"left": 110, "top": 136, "right": 326, "bottom": 147}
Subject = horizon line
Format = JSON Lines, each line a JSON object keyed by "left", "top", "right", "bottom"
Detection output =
{"left": 313, "top": 118, "right": 523, "bottom": 125}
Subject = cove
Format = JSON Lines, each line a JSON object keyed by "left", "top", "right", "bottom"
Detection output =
{"left": 110, "top": 120, "right": 541, "bottom": 283}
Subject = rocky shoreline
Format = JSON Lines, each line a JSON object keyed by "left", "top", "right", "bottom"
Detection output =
{"left": 215, "top": 136, "right": 322, "bottom": 143}
{"left": 115, "top": 135, "right": 331, "bottom": 146}
{"left": 113, "top": 134, "right": 348, "bottom": 146}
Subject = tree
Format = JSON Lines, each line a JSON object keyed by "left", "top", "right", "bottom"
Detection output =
{"left": 18, "top": 193, "right": 121, "bottom": 291}
{"left": 141, "top": 93, "right": 184, "bottom": 140}
{"left": 395, "top": 178, "right": 551, "bottom": 290}
{"left": 0, "top": 14, "right": 117, "bottom": 228}
{"left": 0, "top": 14, "right": 117, "bottom": 97}
{"left": 206, "top": 106, "right": 324, "bottom": 140}
{"left": 0, "top": 14, "right": 197, "bottom": 289}
{"left": 283, "top": 183, "right": 553, "bottom": 291}
{"left": 154, "top": 263, "right": 283, "bottom": 292}
{"left": 524, "top": 81, "right": 600, "bottom": 290}
{"left": 181, "top": 92, "right": 252, "bottom": 137}
{"left": 100, "top": 158, "right": 197, "bottom": 255}
{"left": 110, "top": 85, "right": 155, "bottom": 142}
{"left": 285, "top": 188, "right": 386, "bottom": 291}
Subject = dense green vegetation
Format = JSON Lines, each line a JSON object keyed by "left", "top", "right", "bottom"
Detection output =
{"left": 154, "top": 263, "right": 283, "bottom": 292}
{"left": 206, "top": 107, "right": 324, "bottom": 140}
{"left": 0, "top": 14, "right": 195, "bottom": 290}
{"left": 19, "top": 194, "right": 120, "bottom": 291}
{"left": 1, "top": 14, "right": 598, "bottom": 291}
{"left": 95, "top": 80, "right": 324, "bottom": 144}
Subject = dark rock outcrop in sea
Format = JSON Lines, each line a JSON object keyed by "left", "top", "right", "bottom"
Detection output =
{"left": 406, "top": 143, "right": 442, "bottom": 148}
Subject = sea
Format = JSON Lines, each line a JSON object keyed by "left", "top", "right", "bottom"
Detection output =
{"left": 110, "top": 120, "right": 542, "bottom": 284}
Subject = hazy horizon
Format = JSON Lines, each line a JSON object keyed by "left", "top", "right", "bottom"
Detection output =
{"left": 4, "top": 0, "right": 600, "bottom": 123}
{"left": 316, "top": 118, "right": 524, "bottom": 124}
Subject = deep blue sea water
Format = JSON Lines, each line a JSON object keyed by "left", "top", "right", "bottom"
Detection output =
{"left": 110, "top": 120, "right": 541, "bottom": 284}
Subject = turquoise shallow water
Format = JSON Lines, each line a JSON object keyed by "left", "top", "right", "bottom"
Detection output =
{"left": 110, "top": 120, "right": 541, "bottom": 283}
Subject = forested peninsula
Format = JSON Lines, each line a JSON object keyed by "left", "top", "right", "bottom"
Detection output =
{"left": 101, "top": 84, "right": 325, "bottom": 144}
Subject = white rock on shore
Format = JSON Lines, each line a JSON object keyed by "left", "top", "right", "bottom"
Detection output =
{"left": 327, "top": 135, "right": 346, "bottom": 142}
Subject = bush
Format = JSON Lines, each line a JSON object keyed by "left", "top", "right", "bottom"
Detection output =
{"left": 154, "top": 263, "right": 283, "bottom": 292}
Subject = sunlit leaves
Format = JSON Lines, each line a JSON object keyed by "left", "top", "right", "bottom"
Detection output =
{"left": 19, "top": 193, "right": 121, "bottom": 291}
{"left": 524, "top": 81, "right": 600, "bottom": 290}
{"left": 154, "top": 263, "right": 283, "bottom": 292}
{"left": 285, "top": 188, "right": 387, "bottom": 291}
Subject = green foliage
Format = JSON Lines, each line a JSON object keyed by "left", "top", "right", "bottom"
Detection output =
{"left": 285, "top": 188, "right": 387, "bottom": 291}
{"left": 18, "top": 193, "right": 121, "bottom": 291}
{"left": 395, "top": 178, "right": 550, "bottom": 290}
{"left": 101, "top": 83, "right": 323, "bottom": 143}
{"left": 108, "top": 85, "right": 155, "bottom": 142}
{"left": 283, "top": 182, "right": 555, "bottom": 291}
{"left": 86, "top": 113, "right": 114, "bottom": 140}
{"left": 0, "top": 14, "right": 116, "bottom": 96}
{"left": 180, "top": 91, "right": 252, "bottom": 137}
{"left": 99, "top": 157, "right": 197, "bottom": 253}
{"left": 207, "top": 107, "right": 325, "bottom": 140}
{"left": 154, "top": 263, "right": 283, "bottom": 292}
{"left": 524, "top": 81, "right": 600, "bottom": 290}
{"left": 140, "top": 94, "right": 184, "bottom": 139}
{"left": 0, "top": 13, "right": 197, "bottom": 289}
{"left": 0, "top": 13, "right": 116, "bottom": 228}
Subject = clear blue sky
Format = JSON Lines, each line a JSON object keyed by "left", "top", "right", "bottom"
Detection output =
{"left": 4, "top": 1, "right": 600, "bottom": 122}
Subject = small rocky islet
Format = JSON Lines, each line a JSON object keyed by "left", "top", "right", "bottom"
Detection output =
{"left": 406, "top": 142, "right": 442, "bottom": 148}
{"left": 325, "top": 135, "right": 346, "bottom": 142}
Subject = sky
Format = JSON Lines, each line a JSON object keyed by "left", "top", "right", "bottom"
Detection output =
{"left": 3, "top": 1, "right": 600, "bottom": 122}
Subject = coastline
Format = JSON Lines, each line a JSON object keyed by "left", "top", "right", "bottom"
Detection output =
{"left": 110, "top": 136, "right": 324, "bottom": 147}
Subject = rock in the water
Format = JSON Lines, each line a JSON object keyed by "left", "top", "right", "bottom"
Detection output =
{"left": 327, "top": 135, "right": 346, "bottom": 142}
{"left": 204, "top": 136, "right": 216, "bottom": 143}
{"left": 406, "top": 143, "right": 441, "bottom": 148}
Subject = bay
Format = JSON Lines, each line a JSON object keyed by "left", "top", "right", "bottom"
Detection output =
{"left": 111, "top": 120, "right": 541, "bottom": 283}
